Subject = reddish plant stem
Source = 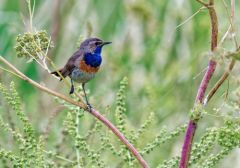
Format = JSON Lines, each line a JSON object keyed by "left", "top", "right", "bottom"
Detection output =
{"left": 205, "top": 59, "right": 235, "bottom": 104}
{"left": 205, "top": 0, "right": 238, "bottom": 104}
{"left": 0, "top": 56, "right": 149, "bottom": 168}
{"left": 91, "top": 109, "right": 149, "bottom": 168}
{"left": 195, "top": 60, "right": 217, "bottom": 103}
{"left": 179, "top": 1, "right": 218, "bottom": 168}
{"left": 179, "top": 121, "right": 196, "bottom": 167}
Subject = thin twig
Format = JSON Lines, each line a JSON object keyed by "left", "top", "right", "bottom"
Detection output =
{"left": 0, "top": 56, "right": 149, "bottom": 168}
{"left": 75, "top": 109, "right": 82, "bottom": 168}
{"left": 0, "top": 66, "right": 23, "bottom": 79}
{"left": 175, "top": 6, "right": 206, "bottom": 30}
{"left": 27, "top": 0, "right": 35, "bottom": 32}
{"left": 196, "top": 0, "right": 209, "bottom": 7}
{"left": 204, "top": 59, "right": 235, "bottom": 105}
{"left": 42, "top": 149, "right": 75, "bottom": 163}
{"left": 204, "top": 0, "right": 238, "bottom": 105}
{"left": 219, "top": 0, "right": 238, "bottom": 47}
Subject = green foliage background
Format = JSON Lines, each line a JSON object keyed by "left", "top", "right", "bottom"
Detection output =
{"left": 0, "top": 0, "right": 240, "bottom": 167}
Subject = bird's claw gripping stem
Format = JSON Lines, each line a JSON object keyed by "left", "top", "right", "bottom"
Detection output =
{"left": 86, "top": 103, "right": 92, "bottom": 112}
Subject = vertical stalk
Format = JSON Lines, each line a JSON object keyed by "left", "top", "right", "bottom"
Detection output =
{"left": 179, "top": 1, "right": 218, "bottom": 167}
{"left": 75, "top": 109, "right": 82, "bottom": 168}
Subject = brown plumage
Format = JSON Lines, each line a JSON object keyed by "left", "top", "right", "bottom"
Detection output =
{"left": 51, "top": 50, "right": 83, "bottom": 80}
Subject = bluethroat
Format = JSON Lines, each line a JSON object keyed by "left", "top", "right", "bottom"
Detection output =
{"left": 51, "top": 38, "right": 111, "bottom": 110}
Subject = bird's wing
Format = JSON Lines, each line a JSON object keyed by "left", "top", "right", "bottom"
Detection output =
{"left": 51, "top": 49, "right": 84, "bottom": 79}
{"left": 64, "top": 49, "right": 84, "bottom": 72}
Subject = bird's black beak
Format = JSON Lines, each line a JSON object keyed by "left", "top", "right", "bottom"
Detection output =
{"left": 101, "top": 41, "right": 112, "bottom": 46}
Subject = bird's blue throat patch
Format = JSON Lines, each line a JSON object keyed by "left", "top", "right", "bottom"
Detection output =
{"left": 84, "top": 52, "right": 102, "bottom": 68}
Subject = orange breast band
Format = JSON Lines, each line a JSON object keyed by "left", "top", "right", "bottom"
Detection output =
{"left": 79, "top": 60, "right": 100, "bottom": 73}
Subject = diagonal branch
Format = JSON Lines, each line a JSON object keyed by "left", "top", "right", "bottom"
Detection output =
{"left": 204, "top": 0, "right": 238, "bottom": 105}
{"left": 196, "top": 0, "right": 209, "bottom": 7}
{"left": 0, "top": 56, "right": 149, "bottom": 168}
{"left": 204, "top": 59, "right": 235, "bottom": 104}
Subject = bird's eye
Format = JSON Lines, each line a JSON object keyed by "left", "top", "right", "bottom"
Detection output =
{"left": 95, "top": 41, "right": 102, "bottom": 46}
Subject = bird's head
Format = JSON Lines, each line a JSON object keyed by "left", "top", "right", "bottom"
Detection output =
{"left": 80, "top": 38, "right": 111, "bottom": 54}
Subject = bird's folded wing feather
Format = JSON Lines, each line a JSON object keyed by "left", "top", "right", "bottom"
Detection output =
{"left": 64, "top": 49, "right": 84, "bottom": 72}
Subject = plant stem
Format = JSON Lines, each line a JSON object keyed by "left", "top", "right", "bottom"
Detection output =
{"left": 75, "top": 109, "right": 82, "bottom": 168}
{"left": 179, "top": 1, "right": 218, "bottom": 168}
{"left": 204, "top": 0, "right": 238, "bottom": 105}
{"left": 42, "top": 150, "right": 74, "bottom": 163}
{"left": 204, "top": 59, "right": 235, "bottom": 104}
{"left": 0, "top": 56, "right": 149, "bottom": 168}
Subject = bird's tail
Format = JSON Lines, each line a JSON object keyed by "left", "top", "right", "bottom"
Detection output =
{"left": 51, "top": 68, "right": 69, "bottom": 81}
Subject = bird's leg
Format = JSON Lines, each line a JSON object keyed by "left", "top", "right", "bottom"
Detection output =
{"left": 82, "top": 83, "right": 92, "bottom": 111}
{"left": 69, "top": 79, "right": 75, "bottom": 94}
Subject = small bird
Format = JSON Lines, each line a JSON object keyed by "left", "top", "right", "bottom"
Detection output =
{"left": 51, "top": 38, "right": 111, "bottom": 110}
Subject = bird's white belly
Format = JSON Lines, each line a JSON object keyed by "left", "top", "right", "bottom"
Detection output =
{"left": 70, "top": 68, "right": 95, "bottom": 83}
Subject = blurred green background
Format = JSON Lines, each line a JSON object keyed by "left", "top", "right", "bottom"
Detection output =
{"left": 0, "top": 0, "right": 240, "bottom": 167}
